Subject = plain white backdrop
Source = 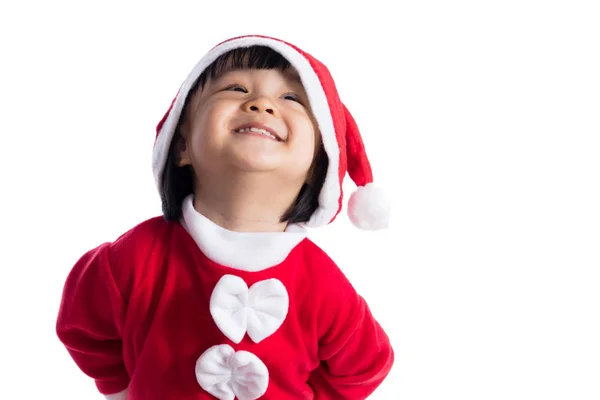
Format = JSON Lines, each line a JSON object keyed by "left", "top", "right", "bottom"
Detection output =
{"left": 1, "top": 0, "right": 599, "bottom": 399}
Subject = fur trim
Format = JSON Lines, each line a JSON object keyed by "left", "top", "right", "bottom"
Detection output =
{"left": 181, "top": 195, "right": 307, "bottom": 271}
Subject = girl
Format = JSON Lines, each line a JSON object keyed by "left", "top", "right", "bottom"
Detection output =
{"left": 57, "top": 34, "right": 393, "bottom": 400}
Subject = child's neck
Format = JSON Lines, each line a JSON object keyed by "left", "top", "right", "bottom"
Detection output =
{"left": 192, "top": 174, "right": 301, "bottom": 233}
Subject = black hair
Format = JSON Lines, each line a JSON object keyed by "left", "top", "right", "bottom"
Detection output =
{"left": 160, "top": 45, "right": 329, "bottom": 224}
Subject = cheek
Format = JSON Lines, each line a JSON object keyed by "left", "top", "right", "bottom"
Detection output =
{"left": 190, "top": 106, "right": 229, "bottom": 150}
{"left": 290, "top": 121, "right": 318, "bottom": 169}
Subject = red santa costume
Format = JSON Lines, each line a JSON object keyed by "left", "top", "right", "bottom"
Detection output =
{"left": 56, "top": 35, "right": 394, "bottom": 400}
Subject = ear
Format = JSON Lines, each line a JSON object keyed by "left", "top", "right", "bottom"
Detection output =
{"left": 175, "top": 131, "right": 191, "bottom": 167}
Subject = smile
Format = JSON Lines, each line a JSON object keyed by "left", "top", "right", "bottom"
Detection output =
{"left": 232, "top": 124, "right": 283, "bottom": 142}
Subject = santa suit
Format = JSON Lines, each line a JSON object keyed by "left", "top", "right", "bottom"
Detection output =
{"left": 56, "top": 196, "right": 394, "bottom": 399}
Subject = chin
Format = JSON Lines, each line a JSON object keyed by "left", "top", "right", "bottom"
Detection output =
{"left": 224, "top": 143, "right": 313, "bottom": 177}
{"left": 223, "top": 144, "right": 282, "bottom": 170}
{"left": 229, "top": 154, "right": 282, "bottom": 172}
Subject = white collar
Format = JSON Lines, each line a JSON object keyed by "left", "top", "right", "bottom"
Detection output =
{"left": 180, "top": 195, "right": 308, "bottom": 272}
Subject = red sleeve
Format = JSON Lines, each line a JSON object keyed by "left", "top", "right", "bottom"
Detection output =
{"left": 308, "top": 259, "right": 394, "bottom": 399}
{"left": 56, "top": 242, "right": 130, "bottom": 395}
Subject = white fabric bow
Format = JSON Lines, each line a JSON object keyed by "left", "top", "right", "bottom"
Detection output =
{"left": 210, "top": 274, "right": 289, "bottom": 344}
{"left": 196, "top": 344, "right": 268, "bottom": 400}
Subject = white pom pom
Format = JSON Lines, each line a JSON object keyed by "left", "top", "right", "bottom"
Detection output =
{"left": 347, "top": 183, "right": 391, "bottom": 230}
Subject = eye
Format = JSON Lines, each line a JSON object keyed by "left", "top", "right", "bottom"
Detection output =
{"left": 281, "top": 92, "right": 302, "bottom": 104}
{"left": 223, "top": 84, "right": 248, "bottom": 93}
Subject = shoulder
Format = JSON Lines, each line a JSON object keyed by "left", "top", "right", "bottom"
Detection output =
{"left": 107, "top": 215, "right": 185, "bottom": 261}
{"left": 298, "top": 238, "right": 349, "bottom": 276}
{"left": 296, "top": 238, "right": 338, "bottom": 268}
{"left": 106, "top": 216, "right": 178, "bottom": 295}
{"left": 296, "top": 238, "right": 359, "bottom": 299}
{"left": 110, "top": 216, "right": 172, "bottom": 250}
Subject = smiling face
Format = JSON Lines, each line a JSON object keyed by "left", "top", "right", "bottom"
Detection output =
{"left": 178, "top": 67, "right": 320, "bottom": 188}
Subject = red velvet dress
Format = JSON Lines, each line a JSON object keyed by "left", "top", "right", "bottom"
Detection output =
{"left": 56, "top": 196, "right": 393, "bottom": 399}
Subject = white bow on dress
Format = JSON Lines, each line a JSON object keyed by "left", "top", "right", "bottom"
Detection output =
{"left": 209, "top": 274, "right": 289, "bottom": 344}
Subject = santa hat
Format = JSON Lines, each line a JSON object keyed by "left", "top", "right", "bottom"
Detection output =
{"left": 152, "top": 35, "right": 391, "bottom": 230}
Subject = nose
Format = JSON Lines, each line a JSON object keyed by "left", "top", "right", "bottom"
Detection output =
{"left": 243, "top": 97, "right": 276, "bottom": 115}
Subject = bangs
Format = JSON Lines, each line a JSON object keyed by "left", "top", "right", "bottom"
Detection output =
{"left": 196, "top": 46, "right": 292, "bottom": 88}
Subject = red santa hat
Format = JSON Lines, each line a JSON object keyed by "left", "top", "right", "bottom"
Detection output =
{"left": 152, "top": 35, "right": 391, "bottom": 230}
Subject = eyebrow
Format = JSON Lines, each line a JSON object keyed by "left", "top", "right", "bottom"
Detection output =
{"left": 285, "top": 71, "right": 303, "bottom": 85}
{"left": 208, "top": 68, "right": 305, "bottom": 91}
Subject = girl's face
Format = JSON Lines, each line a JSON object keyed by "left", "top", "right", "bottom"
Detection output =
{"left": 178, "top": 67, "right": 319, "bottom": 188}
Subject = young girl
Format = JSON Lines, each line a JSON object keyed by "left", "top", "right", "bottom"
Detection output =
{"left": 56, "top": 34, "right": 393, "bottom": 400}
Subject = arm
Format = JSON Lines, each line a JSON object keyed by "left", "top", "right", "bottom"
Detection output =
{"left": 56, "top": 243, "right": 130, "bottom": 396}
{"left": 308, "top": 262, "right": 394, "bottom": 399}
{"left": 105, "top": 388, "right": 129, "bottom": 400}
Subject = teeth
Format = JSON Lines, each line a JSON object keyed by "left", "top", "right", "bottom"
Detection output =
{"left": 236, "top": 127, "right": 278, "bottom": 140}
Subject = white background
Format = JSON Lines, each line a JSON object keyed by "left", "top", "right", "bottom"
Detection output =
{"left": 1, "top": 0, "right": 599, "bottom": 399}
